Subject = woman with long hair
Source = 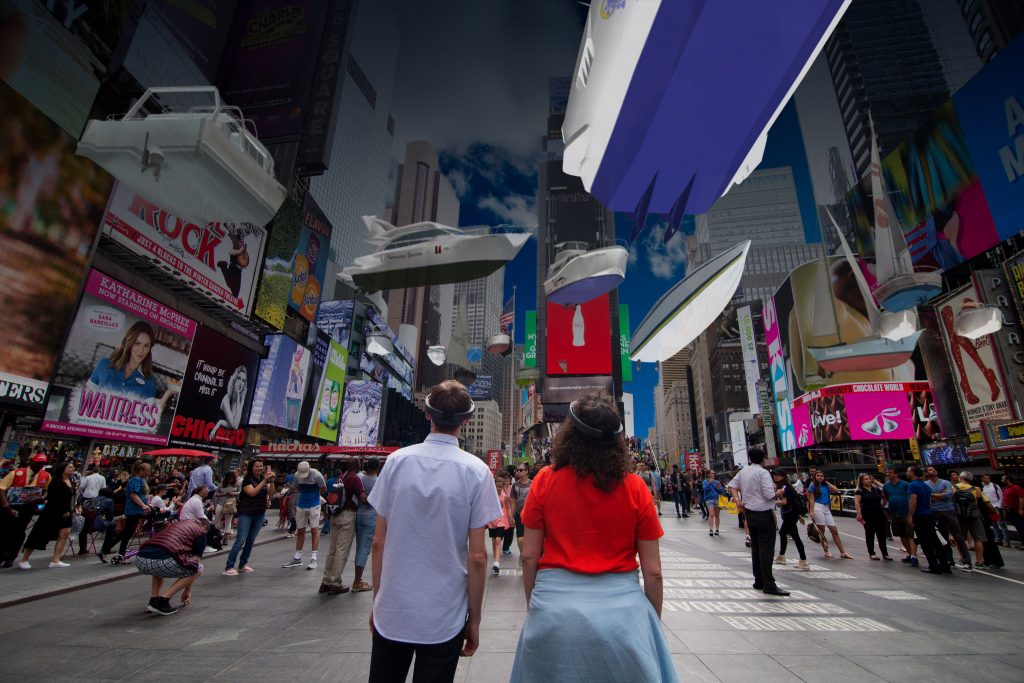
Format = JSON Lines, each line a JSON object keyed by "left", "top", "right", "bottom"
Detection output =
{"left": 88, "top": 320, "right": 177, "bottom": 409}
{"left": 511, "top": 393, "right": 677, "bottom": 683}
{"left": 772, "top": 469, "right": 809, "bottom": 570}
{"left": 213, "top": 471, "right": 239, "bottom": 537}
{"left": 807, "top": 470, "right": 852, "bottom": 559}
{"left": 703, "top": 470, "right": 725, "bottom": 537}
{"left": 223, "top": 459, "right": 275, "bottom": 576}
{"left": 18, "top": 461, "right": 75, "bottom": 569}
{"left": 486, "top": 472, "right": 514, "bottom": 576}
{"left": 855, "top": 473, "right": 891, "bottom": 561}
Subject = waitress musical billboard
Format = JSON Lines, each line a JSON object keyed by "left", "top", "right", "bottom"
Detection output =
{"left": 43, "top": 270, "right": 196, "bottom": 445}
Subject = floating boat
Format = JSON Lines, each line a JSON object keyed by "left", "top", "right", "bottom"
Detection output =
{"left": 77, "top": 86, "right": 285, "bottom": 225}
{"left": 543, "top": 241, "right": 628, "bottom": 305}
{"left": 630, "top": 240, "right": 750, "bottom": 363}
{"left": 342, "top": 216, "right": 529, "bottom": 292}
{"left": 861, "top": 122, "right": 942, "bottom": 311}
{"left": 486, "top": 333, "right": 511, "bottom": 355}
{"left": 954, "top": 301, "right": 1002, "bottom": 340}
{"left": 426, "top": 346, "right": 447, "bottom": 366}
{"left": 562, "top": 1, "right": 850, "bottom": 237}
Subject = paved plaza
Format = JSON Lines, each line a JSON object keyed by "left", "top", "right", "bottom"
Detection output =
{"left": 1, "top": 514, "right": 1022, "bottom": 682}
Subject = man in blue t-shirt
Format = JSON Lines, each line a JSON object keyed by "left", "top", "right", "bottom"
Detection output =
{"left": 883, "top": 469, "right": 916, "bottom": 565}
{"left": 907, "top": 466, "right": 949, "bottom": 574}
{"left": 925, "top": 466, "right": 971, "bottom": 570}
{"left": 282, "top": 461, "right": 326, "bottom": 570}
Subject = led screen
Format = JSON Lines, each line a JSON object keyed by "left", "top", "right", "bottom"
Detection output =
{"left": 546, "top": 294, "right": 611, "bottom": 375}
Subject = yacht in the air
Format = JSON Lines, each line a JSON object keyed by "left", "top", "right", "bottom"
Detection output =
{"left": 544, "top": 241, "right": 629, "bottom": 306}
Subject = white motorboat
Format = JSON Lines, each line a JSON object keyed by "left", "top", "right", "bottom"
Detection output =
{"left": 342, "top": 216, "right": 529, "bottom": 292}
{"left": 543, "top": 241, "right": 628, "bottom": 306}
{"left": 486, "top": 333, "right": 510, "bottom": 355}
{"left": 77, "top": 86, "right": 285, "bottom": 225}
{"left": 630, "top": 240, "right": 750, "bottom": 363}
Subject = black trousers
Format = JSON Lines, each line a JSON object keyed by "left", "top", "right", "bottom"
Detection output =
{"left": 913, "top": 513, "right": 949, "bottom": 572}
{"left": 501, "top": 527, "right": 515, "bottom": 553}
{"left": 778, "top": 514, "right": 806, "bottom": 560}
{"left": 369, "top": 626, "right": 463, "bottom": 683}
{"left": 746, "top": 509, "right": 778, "bottom": 590}
{"left": 863, "top": 513, "right": 889, "bottom": 557}
{"left": 102, "top": 514, "right": 142, "bottom": 556}
{"left": 1, "top": 505, "right": 36, "bottom": 563}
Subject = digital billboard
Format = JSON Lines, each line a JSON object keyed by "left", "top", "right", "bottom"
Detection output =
{"left": 524, "top": 310, "right": 537, "bottom": 368}
{"left": 169, "top": 326, "right": 261, "bottom": 454}
{"left": 149, "top": 0, "right": 239, "bottom": 83}
{"left": 254, "top": 198, "right": 302, "bottom": 330}
{"left": 0, "top": 82, "right": 114, "bottom": 410}
{"left": 764, "top": 295, "right": 795, "bottom": 452}
{"left": 934, "top": 283, "right": 1012, "bottom": 435}
{"left": 316, "top": 299, "right": 354, "bottom": 348}
{"left": 785, "top": 382, "right": 939, "bottom": 452}
{"left": 619, "top": 304, "right": 632, "bottom": 382}
{"left": 546, "top": 294, "right": 612, "bottom": 376}
{"left": 306, "top": 339, "right": 348, "bottom": 442}
{"left": 540, "top": 375, "right": 614, "bottom": 404}
{"left": 289, "top": 195, "right": 332, "bottom": 322}
{"left": 43, "top": 271, "right": 196, "bottom": 445}
{"left": 467, "top": 375, "right": 492, "bottom": 401}
{"left": 103, "top": 183, "right": 267, "bottom": 315}
{"left": 249, "top": 334, "right": 311, "bottom": 431}
{"left": 340, "top": 380, "right": 382, "bottom": 447}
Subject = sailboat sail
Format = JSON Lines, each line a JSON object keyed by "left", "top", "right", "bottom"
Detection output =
{"left": 826, "top": 207, "right": 880, "bottom": 329}
{"left": 448, "top": 293, "right": 470, "bottom": 369}
{"left": 869, "top": 125, "right": 914, "bottom": 280}
{"left": 810, "top": 256, "right": 839, "bottom": 340}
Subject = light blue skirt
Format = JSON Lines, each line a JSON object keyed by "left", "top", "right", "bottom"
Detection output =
{"left": 510, "top": 569, "right": 679, "bottom": 683}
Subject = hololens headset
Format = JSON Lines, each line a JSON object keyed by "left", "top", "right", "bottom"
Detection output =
{"left": 567, "top": 400, "right": 623, "bottom": 443}
{"left": 424, "top": 393, "right": 476, "bottom": 428}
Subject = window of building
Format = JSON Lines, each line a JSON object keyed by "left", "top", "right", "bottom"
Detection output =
{"left": 347, "top": 58, "right": 377, "bottom": 109}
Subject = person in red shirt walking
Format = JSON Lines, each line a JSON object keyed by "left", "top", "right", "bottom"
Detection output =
{"left": 1003, "top": 474, "right": 1024, "bottom": 549}
{"left": 512, "top": 393, "right": 678, "bottom": 682}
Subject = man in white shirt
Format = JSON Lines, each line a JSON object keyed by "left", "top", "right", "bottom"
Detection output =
{"left": 981, "top": 474, "right": 1009, "bottom": 546}
{"left": 728, "top": 449, "right": 789, "bottom": 597}
{"left": 367, "top": 380, "right": 501, "bottom": 683}
{"left": 179, "top": 485, "right": 209, "bottom": 521}
{"left": 76, "top": 466, "right": 106, "bottom": 555}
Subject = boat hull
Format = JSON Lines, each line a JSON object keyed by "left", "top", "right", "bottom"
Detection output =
{"left": 77, "top": 116, "right": 285, "bottom": 225}
{"left": 563, "top": 0, "right": 850, "bottom": 218}
{"left": 630, "top": 240, "right": 750, "bottom": 363}
{"left": 544, "top": 246, "right": 628, "bottom": 305}
{"left": 874, "top": 272, "right": 943, "bottom": 311}
{"left": 808, "top": 332, "right": 922, "bottom": 373}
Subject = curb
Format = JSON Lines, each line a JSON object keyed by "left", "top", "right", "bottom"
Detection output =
{"left": 0, "top": 534, "right": 288, "bottom": 610}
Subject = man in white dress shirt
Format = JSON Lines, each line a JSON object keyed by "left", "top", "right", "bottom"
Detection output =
{"left": 367, "top": 380, "right": 501, "bottom": 682}
{"left": 728, "top": 448, "right": 789, "bottom": 597}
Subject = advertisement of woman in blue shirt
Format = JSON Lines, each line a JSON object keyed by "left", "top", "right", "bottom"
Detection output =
{"left": 88, "top": 320, "right": 178, "bottom": 408}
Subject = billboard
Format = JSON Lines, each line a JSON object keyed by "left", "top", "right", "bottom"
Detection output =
{"left": 43, "top": 271, "right": 196, "bottom": 445}
{"left": 975, "top": 268, "right": 1024, "bottom": 418}
{"left": 524, "top": 310, "right": 537, "bottom": 368}
{"left": 729, "top": 419, "right": 748, "bottom": 467}
{"left": 340, "top": 380, "right": 382, "bottom": 447}
{"left": 254, "top": 198, "right": 302, "bottom": 329}
{"left": 546, "top": 294, "right": 612, "bottom": 376}
{"left": 316, "top": 299, "right": 354, "bottom": 348}
{"left": 784, "top": 382, "right": 939, "bottom": 452}
{"left": 0, "top": 82, "right": 114, "bottom": 410}
{"left": 952, "top": 34, "right": 1024, "bottom": 243}
{"left": 307, "top": 339, "right": 348, "bottom": 442}
{"left": 217, "top": 0, "right": 331, "bottom": 141}
{"left": 169, "top": 326, "right": 261, "bottom": 453}
{"left": 540, "top": 375, "right": 614, "bottom": 404}
{"left": 623, "top": 392, "right": 635, "bottom": 437}
{"left": 737, "top": 304, "right": 759, "bottom": 413}
{"left": 487, "top": 450, "right": 502, "bottom": 476}
{"left": 249, "top": 334, "right": 311, "bottom": 431}
{"left": 619, "top": 304, "right": 632, "bottom": 382}
{"left": 150, "top": 0, "right": 239, "bottom": 83}
{"left": 764, "top": 296, "right": 795, "bottom": 452}
{"left": 467, "top": 376, "right": 492, "bottom": 401}
{"left": 934, "top": 284, "right": 1012, "bottom": 435}
{"left": 103, "top": 183, "right": 267, "bottom": 315}
{"left": 289, "top": 195, "right": 332, "bottom": 322}
{"left": 2, "top": 0, "right": 131, "bottom": 137}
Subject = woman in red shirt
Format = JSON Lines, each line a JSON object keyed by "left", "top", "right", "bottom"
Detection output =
{"left": 511, "top": 393, "right": 677, "bottom": 682}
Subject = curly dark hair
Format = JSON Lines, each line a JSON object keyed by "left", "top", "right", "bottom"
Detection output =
{"left": 550, "top": 392, "right": 629, "bottom": 492}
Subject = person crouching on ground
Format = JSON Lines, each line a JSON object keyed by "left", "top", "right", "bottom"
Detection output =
{"left": 136, "top": 517, "right": 222, "bottom": 616}
{"left": 511, "top": 392, "right": 678, "bottom": 682}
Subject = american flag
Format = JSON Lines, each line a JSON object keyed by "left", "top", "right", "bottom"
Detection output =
{"left": 500, "top": 295, "right": 515, "bottom": 335}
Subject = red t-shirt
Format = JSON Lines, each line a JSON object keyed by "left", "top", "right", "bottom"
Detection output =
{"left": 521, "top": 465, "right": 664, "bottom": 574}
{"left": 1004, "top": 484, "right": 1024, "bottom": 512}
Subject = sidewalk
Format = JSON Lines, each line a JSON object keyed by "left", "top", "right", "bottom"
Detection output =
{"left": 0, "top": 519, "right": 290, "bottom": 608}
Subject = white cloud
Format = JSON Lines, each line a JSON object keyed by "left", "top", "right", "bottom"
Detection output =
{"left": 478, "top": 194, "right": 538, "bottom": 229}
{"left": 628, "top": 244, "right": 638, "bottom": 266}
{"left": 642, "top": 223, "right": 687, "bottom": 279}
{"left": 447, "top": 168, "right": 469, "bottom": 197}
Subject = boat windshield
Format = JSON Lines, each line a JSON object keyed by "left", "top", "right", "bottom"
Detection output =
{"left": 383, "top": 227, "right": 461, "bottom": 250}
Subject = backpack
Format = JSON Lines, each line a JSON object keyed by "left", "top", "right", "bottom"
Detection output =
{"left": 953, "top": 486, "right": 979, "bottom": 519}
{"left": 325, "top": 481, "right": 347, "bottom": 517}
{"left": 82, "top": 497, "right": 102, "bottom": 513}
{"left": 791, "top": 486, "right": 809, "bottom": 516}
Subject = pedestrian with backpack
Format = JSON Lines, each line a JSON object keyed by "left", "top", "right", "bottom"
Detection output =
{"left": 772, "top": 469, "right": 809, "bottom": 570}
{"left": 953, "top": 472, "right": 988, "bottom": 569}
{"left": 925, "top": 466, "right": 972, "bottom": 571}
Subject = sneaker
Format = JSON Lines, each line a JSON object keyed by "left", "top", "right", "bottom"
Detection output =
{"left": 910, "top": 556, "right": 919, "bottom": 567}
{"left": 306, "top": 560, "right": 318, "bottom": 570}
{"left": 48, "top": 561, "right": 70, "bottom": 569}
{"left": 318, "top": 582, "right": 330, "bottom": 593}
{"left": 745, "top": 536, "right": 751, "bottom": 548}
{"left": 327, "top": 584, "right": 350, "bottom": 595}
{"left": 714, "top": 530, "right": 720, "bottom": 536}
{"left": 960, "top": 563, "right": 972, "bottom": 572}
{"left": 492, "top": 563, "right": 500, "bottom": 576}
{"left": 677, "top": 513, "right": 682, "bottom": 518}
{"left": 773, "top": 555, "right": 786, "bottom": 565}
{"left": 222, "top": 568, "right": 239, "bottom": 576}
{"left": 502, "top": 549, "right": 513, "bottom": 556}
{"left": 286, "top": 533, "right": 294, "bottom": 538}
{"left": 974, "top": 563, "right": 989, "bottom": 570}
{"left": 797, "top": 560, "right": 811, "bottom": 570}
{"left": 17, "top": 561, "right": 31, "bottom": 570}
{"left": 709, "top": 531, "right": 714, "bottom": 537}
{"left": 146, "top": 597, "right": 178, "bottom": 616}
{"left": 901, "top": 555, "right": 913, "bottom": 564}
{"left": 282, "top": 558, "right": 303, "bottom": 568}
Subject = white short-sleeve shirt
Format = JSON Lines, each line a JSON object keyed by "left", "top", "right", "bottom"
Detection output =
{"left": 368, "top": 433, "right": 501, "bottom": 644}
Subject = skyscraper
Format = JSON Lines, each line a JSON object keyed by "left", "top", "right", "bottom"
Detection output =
{"left": 450, "top": 268, "right": 506, "bottom": 404}
{"left": 311, "top": 0, "right": 400, "bottom": 278}
{"left": 957, "top": 0, "right": 1024, "bottom": 62}
{"left": 537, "top": 76, "right": 622, "bottom": 408}
{"left": 386, "top": 141, "right": 460, "bottom": 392}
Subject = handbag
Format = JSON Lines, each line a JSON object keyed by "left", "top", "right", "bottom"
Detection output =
{"left": 806, "top": 522, "right": 821, "bottom": 544}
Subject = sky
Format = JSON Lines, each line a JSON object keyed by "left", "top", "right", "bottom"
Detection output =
{"left": 387, "top": 0, "right": 823, "bottom": 445}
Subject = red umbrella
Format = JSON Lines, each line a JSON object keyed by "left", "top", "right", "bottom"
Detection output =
{"left": 141, "top": 448, "right": 218, "bottom": 459}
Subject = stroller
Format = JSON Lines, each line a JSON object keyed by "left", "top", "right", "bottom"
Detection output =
{"left": 108, "top": 508, "right": 174, "bottom": 565}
